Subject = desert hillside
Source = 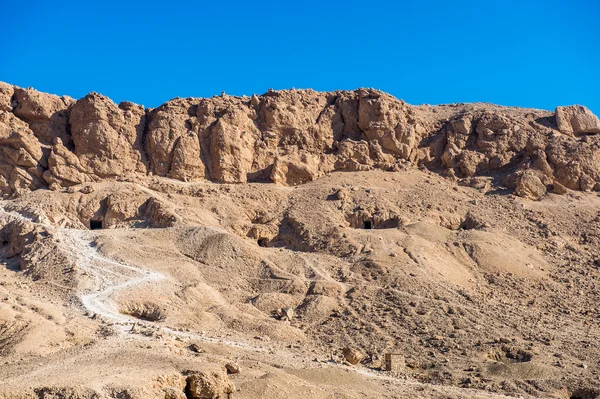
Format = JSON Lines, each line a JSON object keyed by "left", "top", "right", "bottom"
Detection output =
{"left": 1, "top": 83, "right": 600, "bottom": 398}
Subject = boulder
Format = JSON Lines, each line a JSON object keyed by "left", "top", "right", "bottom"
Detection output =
{"left": 185, "top": 371, "right": 234, "bottom": 399}
{"left": 342, "top": 347, "right": 365, "bottom": 365}
{"left": 270, "top": 153, "right": 323, "bottom": 186}
{"left": 556, "top": 105, "right": 600, "bottom": 136}
{"left": 546, "top": 138, "right": 600, "bottom": 190}
{"left": 144, "top": 197, "right": 180, "bottom": 227}
{"left": 515, "top": 170, "right": 547, "bottom": 200}
{"left": 330, "top": 188, "right": 347, "bottom": 201}
{"left": 552, "top": 181, "right": 568, "bottom": 195}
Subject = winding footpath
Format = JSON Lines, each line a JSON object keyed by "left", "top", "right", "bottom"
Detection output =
{"left": 0, "top": 203, "right": 162, "bottom": 326}
{"left": 0, "top": 202, "right": 528, "bottom": 398}
{"left": 0, "top": 202, "right": 267, "bottom": 350}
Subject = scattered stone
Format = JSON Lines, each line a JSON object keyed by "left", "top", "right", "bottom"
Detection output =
{"left": 331, "top": 188, "right": 347, "bottom": 201}
{"left": 80, "top": 185, "right": 94, "bottom": 194}
{"left": 189, "top": 344, "right": 205, "bottom": 354}
{"left": 225, "top": 362, "right": 241, "bottom": 374}
{"left": 280, "top": 307, "right": 294, "bottom": 321}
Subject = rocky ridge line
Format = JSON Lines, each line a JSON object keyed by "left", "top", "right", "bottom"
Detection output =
{"left": 1, "top": 82, "right": 600, "bottom": 200}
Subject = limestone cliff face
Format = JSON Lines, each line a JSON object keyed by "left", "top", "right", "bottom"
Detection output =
{"left": 1, "top": 81, "right": 599, "bottom": 199}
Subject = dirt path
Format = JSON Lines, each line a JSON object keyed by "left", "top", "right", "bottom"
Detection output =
{"left": 0, "top": 202, "right": 270, "bottom": 350}
{"left": 0, "top": 203, "right": 539, "bottom": 398}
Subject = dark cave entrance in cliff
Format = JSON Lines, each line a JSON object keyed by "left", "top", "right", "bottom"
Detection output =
{"left": 90, "top": 219, "right": 103, "bottom": 230}
{"left": 363, "top": 220, "right": 373, "bottom": 230}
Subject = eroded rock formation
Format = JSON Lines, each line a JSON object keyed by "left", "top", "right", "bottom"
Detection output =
{"left": 1, "top": 82, "right": 599, "bottom": 200}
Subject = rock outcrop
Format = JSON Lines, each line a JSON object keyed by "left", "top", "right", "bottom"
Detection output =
{"left": 1, "top": 82, "right": 599, "bottom": 200}
{"left": 555, "top": 105, "right": 600, "bottom": 136}
{"left": 69, "top": 93, "right": 147, "bottom": 177}
{"left": 145, "top": 98, "right": 199, "bottom": 179}
{"left": 0, "top": 112, "right": 46, "bottom": 195}
{"left": 11, "top": 87, "right": 74, "bottom": 146}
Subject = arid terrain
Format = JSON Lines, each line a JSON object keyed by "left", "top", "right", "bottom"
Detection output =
{"left": 1, "top": 82, "right": 600, "bottom": 398}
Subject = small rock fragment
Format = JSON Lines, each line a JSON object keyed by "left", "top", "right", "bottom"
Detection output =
{"left": 189, "top": 343, "right": 205, "bottom": 353}
{"left": 225, "top": 362, "right": 240, "bottom": 374}
{"left": 80, "top": 185, "right": 95, "bottom": 194}
{"left": 281, "top": 307, "right": 294, "bottom": 321}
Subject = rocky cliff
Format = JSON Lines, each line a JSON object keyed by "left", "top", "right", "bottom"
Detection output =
{"left": 2, "top": 82, "right": 599, "bottom": 199}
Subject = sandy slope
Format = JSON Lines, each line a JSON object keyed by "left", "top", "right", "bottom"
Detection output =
{"left": 0, "top": 168, "right": 599, "bottom": 398}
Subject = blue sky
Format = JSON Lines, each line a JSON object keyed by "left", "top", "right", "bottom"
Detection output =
{"left": 2, "top": 1, "right": 599, "bottom": 114}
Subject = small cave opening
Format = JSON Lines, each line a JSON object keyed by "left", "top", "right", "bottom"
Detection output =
{"left": 257, "top": 238, "right": 268, "bottom": 247}
{"left": 90, "top": 219, "right": 103, "bottom": 230}
{"left": 363, "top": 220, "right": 373, "bottom": 230}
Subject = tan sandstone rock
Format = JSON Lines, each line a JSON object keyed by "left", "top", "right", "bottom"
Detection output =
{"left": 146, "top": 98, "right": 199, "bottom": 178}
{"left": 104, "top": 191, "right": 151, "bottom": 228}
{"left": 556, "top": 105, "right": 600, "bottom": 136}
{"left": 552, "top": 181, "right": 568, "bottom": 194}
{"left": 342, "top": 347, "right": 365, "bottom": 365}
{"left": 69, "top": 93, "right": 147, "bottom": 177}
{"left": 12, "top": 87, "right": 74, "bottom": 145}
{"left": 0, "top": 82, "right": 14, "bottom": 112}
{"left": 3, "top": 82, "right": 600, "bottom": 200}
{"left": 0, "top": 112, "right": 46, "bottom": 196}
{"left": 224, "top": 362, "right": 241, "bottom": 374}
{"left": 44, "top": 138, "right": 96, "bottom": 187}
{"left": 515, "top": 170, "right": 547, "bottom": 200}
{"left": 185, "top": 371, "right": 234, "bottom": 399}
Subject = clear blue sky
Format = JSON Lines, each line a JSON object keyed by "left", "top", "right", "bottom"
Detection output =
{"left": 2, "top": 1, "right": 599, "bottom": 114}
